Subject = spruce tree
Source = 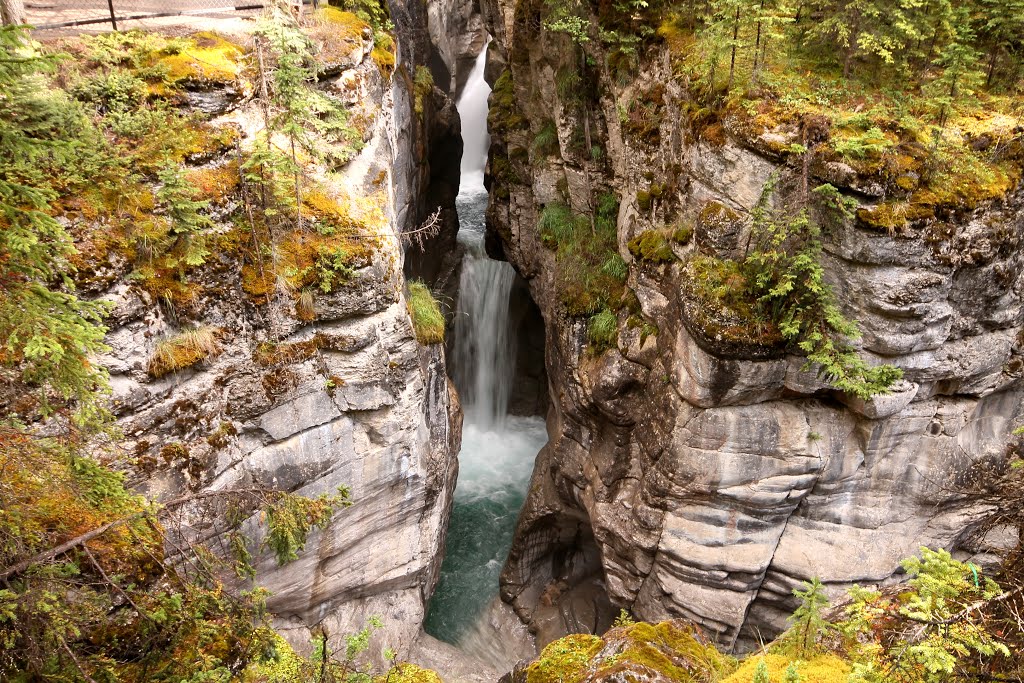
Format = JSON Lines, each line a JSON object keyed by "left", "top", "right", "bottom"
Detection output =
{"left": 0, "top": 26, "right": 111, "bottom": 426}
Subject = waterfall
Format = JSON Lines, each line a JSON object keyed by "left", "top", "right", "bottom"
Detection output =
{"left": 450, "top": 40, "right": 517, "bottom": 431}
{"left": 423, "top": 39, "right": 544, "bottom": 660}
{"left": 458, "top": 42, "right": 491, "bottom": 186}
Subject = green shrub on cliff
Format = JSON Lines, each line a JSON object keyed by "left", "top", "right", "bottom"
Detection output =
{"left": 743, "top": 177, "right": 903, "bottom": 399}
{"left": 0, "top": 26, "right": 112, "bottom": 426}
{"left": 538, "top": 197, "right": 627, "bottom": 318}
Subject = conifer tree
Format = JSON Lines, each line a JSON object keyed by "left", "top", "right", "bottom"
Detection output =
{"left": 0, "top": 27, "right": 111, "bottom": 426}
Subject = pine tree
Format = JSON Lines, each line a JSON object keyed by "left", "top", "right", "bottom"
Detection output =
{"left": 976, "top": 0, "right": 1024, "bottom": 86}
{"left": 753, "top": 658, "right": 771, "bottom": 683}
{"left": 788, "top": 577, "right": 832, "bottom": 655}
{"left": 0, "top": 26, "right": 111, "bottom": 426}
{"left": 925, "top": 6, "right": 982, "bottom": 128}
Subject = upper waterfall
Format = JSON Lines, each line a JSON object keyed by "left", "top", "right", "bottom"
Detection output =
{"left": 457, "top": 41, "right": 491, "bottom": 187}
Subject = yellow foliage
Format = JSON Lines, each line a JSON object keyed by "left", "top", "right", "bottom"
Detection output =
{"left": 375, "top": 663, "right": 444, "bottom": 683}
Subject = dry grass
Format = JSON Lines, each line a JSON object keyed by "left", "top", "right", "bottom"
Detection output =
{"left": 148, "top": 326, "right": 222, "bottom": 378}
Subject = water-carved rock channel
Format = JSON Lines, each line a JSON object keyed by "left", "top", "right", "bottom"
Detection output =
{"left": 423, "top": 43, "right": 544, "bottom": 666}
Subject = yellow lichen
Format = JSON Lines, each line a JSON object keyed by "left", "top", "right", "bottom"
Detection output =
{"left": 374, "top": 663, "right": 443, "bottom": 683}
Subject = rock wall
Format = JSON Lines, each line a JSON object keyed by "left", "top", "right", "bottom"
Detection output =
{"left": 479, "top": 1, "right": 1024, "bottom": 651}
{"left": 94, "top": 7, "right": 464, "bottom": 656}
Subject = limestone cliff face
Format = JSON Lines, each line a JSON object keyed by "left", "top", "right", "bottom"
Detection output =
{"left": 479, "top": 2, "right": 1024, "bottom": 651}
{"left": 92, "top": 6, "right": 463, "bottom": 655}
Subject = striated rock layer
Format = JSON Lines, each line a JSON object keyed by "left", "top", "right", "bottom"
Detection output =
{"left": 92, "top": 4, "right": 465, "bottom": 656}
{"left": 479, "top": 0, "right": 1024, "bottom": 652}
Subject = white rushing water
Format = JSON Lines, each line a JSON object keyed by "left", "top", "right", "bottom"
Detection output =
{"left": 423, "top": 41, "right": 547, "bottom": 650}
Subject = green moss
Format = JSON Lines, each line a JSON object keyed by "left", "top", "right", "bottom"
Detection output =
{"left": 157, "top": 32, "right": 245, "bottom": 87}
{"left": 413, "top": 65, "right": 434, "bottom": 115}
{"left": 698, "top": 200, "right": 740, "bottom": 231}
{"left": 636, "top": 190, "right": 652, "bottom": 211}
{"left": 596, "top": 621, "right": 735, "bottom": 682}
{"left": 721, "top": 653, "right": 851, "bottom": 683}
{"left": 680, "top": 255, "right": 782, "bottom": 347}
{"left": 488, "top": 69, "right": 528, "bottom": 131}
{"left": 407, "top": 280, "right": 445, "bottom": 344}
{"left": 672, "top": 224, "right": 694, "bottom": 244}
{"left": 627, "top": 231, "right": 675, "bottom": 263}
{"left": 526, "top": 634, "right": 604, "bottom": 683}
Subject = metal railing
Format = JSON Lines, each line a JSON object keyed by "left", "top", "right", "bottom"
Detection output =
{"left": 23, "top": 0, "right": 321, "bottom": 31}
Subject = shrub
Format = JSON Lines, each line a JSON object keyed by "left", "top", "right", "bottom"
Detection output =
{"left": 538, "top": 200, "right": 626, "bottom": 316}
{"left": 148, "top": 326, "right": 221, "bottom": 378}
{"left": 407, "top": 280, "right": 445, "bottom": 344}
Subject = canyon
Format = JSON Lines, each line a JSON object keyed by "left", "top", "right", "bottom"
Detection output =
{"left": 10, "top": 0, "right": 1022, "bottom": 678}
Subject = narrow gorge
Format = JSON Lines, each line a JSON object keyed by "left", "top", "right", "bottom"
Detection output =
{"left": 2, "top": 0, "right": 1023, "bottom": 680}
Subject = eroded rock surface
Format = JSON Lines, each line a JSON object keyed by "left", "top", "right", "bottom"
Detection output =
{"left": 92, "top": 9, "right": 464, "bottom": 657}
{"left": 480, "top": 0, "right": 1024, "bottom": 652}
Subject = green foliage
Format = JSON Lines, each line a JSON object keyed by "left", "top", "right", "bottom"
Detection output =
{"left": 255, "top": 6, "right": 363, "bottom": 170}
{"left": 533, "top": 120, "right": 561, "bottom": 156}
{"left": 587, "top": 308, "right": 619, "bottom": 350}
{"left": 841, "top": 548, "right": 1009, "bottom": 682}
{"left": 0, "top": 26, "right": 112, "bottom": 426}
{"left": 613, "top": 608, "right": 636, "bottom": 627}
{"left": 542, "top": 0, "right": 592, "bottom": 43}
{"left": 788, "top": 577, "right": 834, "bottom": 655}
{"left": 832, "top": 127, "right": 894, "bottom": 158}
{"left": 753, "top": 658, "right": 771, "bottom": 683}
{"left": 784, "top": 661, "right": 805, "bottom": 682}
{"left": 742, "top": 177, "right": 902, "bottom": 399}
{"left": 407, "top": 280, "right": 446, "bottom": 344}
{"left": 263, "top": 487, "right": 351, "bottom": 564}
{"left": 539, "top": 198, "right": 627, "bottom": 317}
{"left": 155, "top": 161, "right": 214, "bottom": 266}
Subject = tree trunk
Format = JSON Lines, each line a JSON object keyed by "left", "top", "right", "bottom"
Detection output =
{"left": 986, "top": 47, "right": 998, "bottom": 86}
{"left": 752, "top": 0, "right": 766, "bottom": 78}
{"left": 1, "top": 0, "right": 25, "bottom": 25}
{"left": 727, "top": 7, "right": 741, "bottom": 92}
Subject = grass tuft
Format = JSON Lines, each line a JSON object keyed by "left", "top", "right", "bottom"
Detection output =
{"left": 148, "top": 326, "right": 221, "bottom": 378}
{"left": 407, "top": 280, "right": 445, "bottom": 344}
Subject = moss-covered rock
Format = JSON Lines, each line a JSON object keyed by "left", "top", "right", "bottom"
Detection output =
{"left": 627, "top": 231, "right": 675, "bottom": 263}
{"left": 158, "top": 31, "right": 245, "bottom": 88}
{"left": 523, "top": 621, "right": 735, "bottom": 683}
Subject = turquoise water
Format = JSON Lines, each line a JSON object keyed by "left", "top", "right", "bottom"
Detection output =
{"left": 423, "top": 416, "right": 546, "bottom": 643}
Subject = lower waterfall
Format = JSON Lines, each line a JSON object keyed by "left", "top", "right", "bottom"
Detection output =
{"left": 423, "top": 42, "right": 546, "bottom": 656}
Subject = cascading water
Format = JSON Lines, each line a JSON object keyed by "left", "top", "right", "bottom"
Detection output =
{"left": 423, "top": 43, "right": 546, "bottom": 655}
